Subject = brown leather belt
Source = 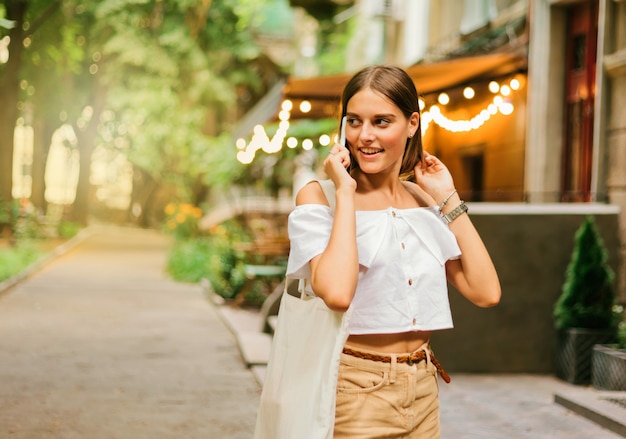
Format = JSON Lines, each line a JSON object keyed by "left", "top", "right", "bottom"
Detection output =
{"left": 342, "top": 347, "right": 451, "bottom": 383}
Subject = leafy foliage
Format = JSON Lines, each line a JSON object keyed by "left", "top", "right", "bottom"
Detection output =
{"left": 0, "top": 242, "right": 42, "bottom": 282}
{"left": 166, "top": 219, "right": 251, "bottom": 299}
{"left": 163, "top": 202, "right": 202, "bottom": 240}
{"left": 554, "top": 216, "right": 617, "bottom": 330}
{"left": 2, "top": 0, "right": 285, "bottom": 229}
{"left": 90, "top": 0, "right": 280, "bottom": 209}
{"left": 617, "top": 319, "right": 626, "bottom": 348}
{"left": 57, "top": 220, "right": 81, "bottom": 239}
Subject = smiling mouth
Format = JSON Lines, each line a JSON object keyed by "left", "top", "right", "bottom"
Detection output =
{"left": 359, "top": 147, "right": 383, "bottom": 155}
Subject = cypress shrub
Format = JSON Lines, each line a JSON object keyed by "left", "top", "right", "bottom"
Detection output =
{"left": 553, "top": 216, "right": 617, "bottom": 331}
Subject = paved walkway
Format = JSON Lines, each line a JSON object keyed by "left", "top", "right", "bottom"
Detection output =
{"left": 1, "top": 225, "right": 624, "bottom": 438}
{"left": 0, "top": 226, "right": 260, "bottom": 439}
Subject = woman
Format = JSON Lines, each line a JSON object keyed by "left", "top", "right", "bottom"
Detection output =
{"left": 286, "top": 65, "right": 501, "bottom": 438}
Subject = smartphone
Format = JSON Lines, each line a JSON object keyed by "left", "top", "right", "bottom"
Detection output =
{"left": 339, "top": 116, "right": 349, "bottom": 172}
{"left": 339, "top": 116, "right": 347, "bottom": 147}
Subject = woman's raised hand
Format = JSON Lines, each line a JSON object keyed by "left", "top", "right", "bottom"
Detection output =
{"left": 324, "top": 143, "right": 355, "bottom": 190}
{"left": 414, "top": 151, "right": 455, "bottom": 202}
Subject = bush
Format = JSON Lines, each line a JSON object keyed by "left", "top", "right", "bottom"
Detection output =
{"left": 166, "top": 220, "right": 251, "bottom": 300}
{"left": 0, "top": 242, "right": 42, "bottom": 282}
{"left": 0, "top": 199, "right": 15, "bottom": 226}
{"left": 554, "top": 216, "right": 617, "bottom": 331}
{"left": 163, "top": 203, "right": 203, "bottom": 240}
{"left": 614, "top": 305, "right": 626, "bottom": 348}
{"left": 57, "top": 221, "right": 81, "bottom": 239}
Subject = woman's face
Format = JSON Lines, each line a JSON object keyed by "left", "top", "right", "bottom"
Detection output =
{"left": 345, "top": 87, "right": 418, "bottom": 176}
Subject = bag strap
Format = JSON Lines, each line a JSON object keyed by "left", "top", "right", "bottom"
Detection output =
{"left": 286, "top": 179, "right": 336, "bottom": 300}
{"left": 318, "top": 179, "right": 336, "bottom": 212}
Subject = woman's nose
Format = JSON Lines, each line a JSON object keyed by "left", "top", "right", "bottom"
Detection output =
{"left": 359, "top": 122, "right": 375, "bottom": 142}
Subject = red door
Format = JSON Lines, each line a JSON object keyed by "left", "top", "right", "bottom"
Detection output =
{"left": 562, "top": 1, "right": 598, "bottom": 202}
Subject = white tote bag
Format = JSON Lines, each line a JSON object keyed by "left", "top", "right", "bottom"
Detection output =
{"left": 254, "top": 280, "right": 351, "bottom": 439}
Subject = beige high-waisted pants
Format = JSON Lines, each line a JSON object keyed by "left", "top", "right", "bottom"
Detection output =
{"left": 334, "top": 342, "right": 441, "bottom": 439}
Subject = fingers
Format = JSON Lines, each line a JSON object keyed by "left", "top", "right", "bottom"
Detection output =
{"left": 327, "top": 143, "right": 350, "bottom": 169}
{"left": 329, "top": 143, "right": 346, "bottom": 155}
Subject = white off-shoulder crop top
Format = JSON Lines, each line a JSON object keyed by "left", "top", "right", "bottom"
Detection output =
{"left": 285, "top": 189, "right": 462, "bottom": 334}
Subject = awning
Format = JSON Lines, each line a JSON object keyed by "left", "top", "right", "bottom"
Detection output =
{"left": 284, "top": 51, "right": 527, "bottom": 119}
{"left": 233, "top": 51, "right": 527, "bottom": 137}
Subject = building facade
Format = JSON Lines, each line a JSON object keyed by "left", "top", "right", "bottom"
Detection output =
{"left": 526, "top": 0, "right": 626, "bottom": 301}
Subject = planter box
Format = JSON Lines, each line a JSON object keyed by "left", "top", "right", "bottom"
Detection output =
{"left": 592, "top": 344, "right": 626, "bottom": 390}
{"left": 555, "top": 328, "right": 614, "bottom": 385}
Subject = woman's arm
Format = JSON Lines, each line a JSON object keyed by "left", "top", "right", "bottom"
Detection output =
{"left": 440, "top": 191, "right": 501, "bottom": 307}
{"left": 414, "top": 152, "right": 501, "bottom": 307}
{"left": 295, "top": 145, "right": 359, "bottom": 312}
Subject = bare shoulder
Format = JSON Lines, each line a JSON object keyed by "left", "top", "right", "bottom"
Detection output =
{"left": 295, "top": 180, "right": 329, "bottom": 206}
{"left": 401, "top": 181, "right": 436, "bottom": 207}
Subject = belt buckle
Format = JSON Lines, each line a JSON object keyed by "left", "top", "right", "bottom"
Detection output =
{"left": 406, "top": 355, "right": 414, "bottom": 366}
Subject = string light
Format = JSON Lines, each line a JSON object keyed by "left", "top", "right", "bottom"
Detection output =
{"left": 236, "top": 138, "right": 247, "bottom": 149}
{"left": 237, "top": 76, "right": 523, "bottom": 164}
{"left": 421, "top": 78, "right": 521, "bottom": 135}
{"left": 299, "top": 100, "right": 312, "bottom": 113}
{"left": 286, "top": 137, "right": 298, "bottom": 148}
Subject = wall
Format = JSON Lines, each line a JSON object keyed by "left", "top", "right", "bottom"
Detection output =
{"left": 431, "top": 204, "right": 620, "bottom": 373}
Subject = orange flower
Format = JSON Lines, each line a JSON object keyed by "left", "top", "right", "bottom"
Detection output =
{"left": 165, "top": 203, "right": 176, "bottom": 216}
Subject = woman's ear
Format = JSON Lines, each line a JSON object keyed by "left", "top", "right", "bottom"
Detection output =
{"left": 408, "top": 112, "right": 420, "bottom": 137}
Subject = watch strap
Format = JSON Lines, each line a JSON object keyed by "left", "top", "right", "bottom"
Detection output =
{"left": 442, "top": 201, "right": 468, "bottom": 224}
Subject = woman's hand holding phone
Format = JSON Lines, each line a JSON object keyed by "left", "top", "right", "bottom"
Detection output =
{"left": 324, "top": 116, "right": 355, "bottom": 189}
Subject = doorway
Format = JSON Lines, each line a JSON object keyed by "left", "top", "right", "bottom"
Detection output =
{"left": 562, "top": 1, "right": 598, "bottom": 202}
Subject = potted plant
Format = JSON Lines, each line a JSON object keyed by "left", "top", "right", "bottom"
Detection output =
{"left": 553, "top": 216, "right": 618, "bottom": 385}
{"left": 591, "top": 308, "right": 626, "bottom": 390}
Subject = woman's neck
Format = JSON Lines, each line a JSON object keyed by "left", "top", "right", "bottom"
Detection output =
{"left": 354, "top": 174, "right": 419, "bottom": 210}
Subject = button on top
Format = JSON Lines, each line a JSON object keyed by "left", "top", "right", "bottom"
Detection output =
{"left": 401, "top": 242, "right": 406, "bottom": 250}
{"left": 408, "top": 278, "right": 413, "bottom": 286}
{"left": 391, "top": 210, "right": 396, "bottom": 217}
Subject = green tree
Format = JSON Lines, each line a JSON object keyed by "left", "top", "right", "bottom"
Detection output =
{"left": 21, "top": 1, "right": 97, "bottom": 218}
{"left": 2, "top": 0, "right": 285, "bottom": 232}
{"left": 1, "top": 1, "right": 101, "bottom": 226}
{"left": 0, "top": 1, "right": 28, "bottom": 234}
{"left": 554, "top": 216, "right": 617, "bottom": 330}
{"left": 93, "top": 0, "right": 282, "bottom": 225}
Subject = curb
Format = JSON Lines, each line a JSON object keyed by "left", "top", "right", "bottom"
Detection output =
{"left": 201, "top": 278, "right": 270, "bottom": 387}
{"left": 555, "top": 391, "right": 626, "bottom": 437}
{"left": 0, "top": 227, "right": 92, "bottom": 297}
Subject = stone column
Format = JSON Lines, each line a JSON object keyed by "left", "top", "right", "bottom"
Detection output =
{"left": 525, "top": 0, "right": 567, "bottom": 202}
{"left": 603, "top": 0, "right": 626, "bottom": 303}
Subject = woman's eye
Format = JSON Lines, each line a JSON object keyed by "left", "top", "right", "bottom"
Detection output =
{"left": 375, "top": 118, "right": 390, "bottom": 126}
{"left": 347, "top": 118, "right": 360, "bottom": 126}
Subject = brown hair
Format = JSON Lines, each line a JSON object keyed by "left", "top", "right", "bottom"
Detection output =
{"left": 340, "top": 65, "right": 423, "bottom": 180}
